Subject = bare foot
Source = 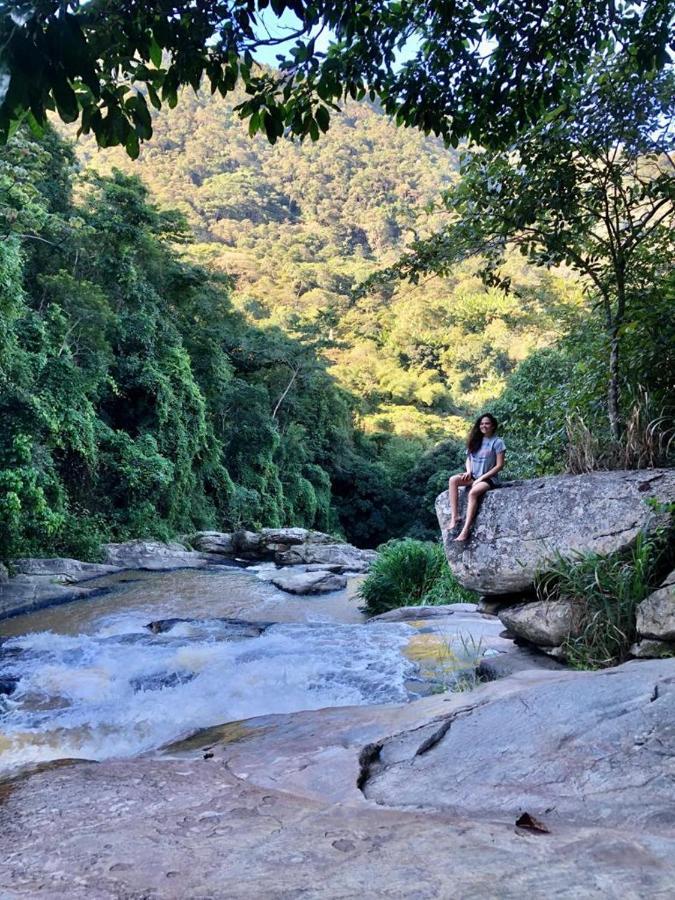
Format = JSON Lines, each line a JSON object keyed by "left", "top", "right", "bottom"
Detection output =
{"left": 454, "top": 531, "right": 469, "bottom": 542}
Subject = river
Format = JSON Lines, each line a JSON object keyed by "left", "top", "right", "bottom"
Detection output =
{"left": 0, "top": 563, "right": 452, "bottom": 775}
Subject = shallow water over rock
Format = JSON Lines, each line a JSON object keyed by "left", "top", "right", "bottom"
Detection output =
{"left": 0, "top": 566, "right": 422, "bottom": 774}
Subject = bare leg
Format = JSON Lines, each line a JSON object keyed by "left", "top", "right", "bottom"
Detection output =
{"left": 455, "top": 481, "right": 490, "bottom": 541}
{"left": 447, "top": 474, "right": 469, "bottom": 529}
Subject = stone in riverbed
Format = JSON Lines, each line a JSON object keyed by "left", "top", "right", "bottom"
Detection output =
{"left": 636, "top": 569, "right": 675, "bottom": 641}
{"left": 436, "top": 469, "right": 675, "bottom": 595}
{"left": 629, "top": 639, "right": 675, "bottom": 659}
{"left": 498, "top": 597, "right": 581, "bottom": 647}
{"left": 275, "top": 543, "right": 376, "bottom": 572}
{"left": 269, "top": 568, "right": 348, "bottom": 594}
{"left": 13, "top": 557, "right": 121, "bottom": 583}
{"left": 190, "top": 532, "right": 235, "bottom": 555}
{"left": 102, "top": 540, "right": 219, "bottom": 570}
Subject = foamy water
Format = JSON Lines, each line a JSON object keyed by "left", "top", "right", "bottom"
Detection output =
{"left": 0, "top": 613, "right": 416, "bottom": 773}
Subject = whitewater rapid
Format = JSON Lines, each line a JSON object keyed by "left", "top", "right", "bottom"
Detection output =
{"left": 0, "top": 571, "right": 418, "bottom": 773}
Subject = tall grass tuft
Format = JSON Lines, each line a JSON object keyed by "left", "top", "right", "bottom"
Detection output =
{"left": 536, "top": 518, "right": 674, "bottom": 669}
{"left": 359, "top": 539, "right": 476, "bottom": 616}
{"left": 565, "top": 389, "right": 675, "bottom": 474}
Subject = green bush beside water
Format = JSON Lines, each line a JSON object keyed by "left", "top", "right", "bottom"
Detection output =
{"left": 536, "top": 513, "right": 675, "bottom": 669}
{"left": 359, "top": 539, "right": 476, "bottom": 616}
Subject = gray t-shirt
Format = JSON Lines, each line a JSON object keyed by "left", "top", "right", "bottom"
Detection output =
{"left": 468, "top": 436, "right": 506, "bottom": 482}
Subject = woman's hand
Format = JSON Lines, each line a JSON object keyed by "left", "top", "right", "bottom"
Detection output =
{"left": 459, "top": 472, "right": 472, "bottom": 484}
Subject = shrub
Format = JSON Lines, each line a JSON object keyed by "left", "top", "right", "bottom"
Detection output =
{"left": 359, "top": 538, "right": 476, "bottom": 616}
{"left": 536, "top": 515, "right": 674, "bottom": 669}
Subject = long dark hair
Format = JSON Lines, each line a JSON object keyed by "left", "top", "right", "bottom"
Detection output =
{"left": 466, "top": 413, "right": 498, "bottom": 453}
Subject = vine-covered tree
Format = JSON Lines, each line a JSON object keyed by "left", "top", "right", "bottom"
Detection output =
{"left": 0, "top": 1, "right": 671, "bottom": 154}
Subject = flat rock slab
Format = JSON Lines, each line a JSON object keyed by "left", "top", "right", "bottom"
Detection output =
{"left": 363, "top": 659, "right": 675, "bottom": 830}
{"left": 2, "top": 665, "right": 675, "bottom": 898}
{"left": 269, "top": 568, "right": 348, "bottom": 594}
{"left": 437, "top": 469, "right": 675, "bottom": 595}
{"left": 0, "top": 577, "right": 103, "bottom": 621}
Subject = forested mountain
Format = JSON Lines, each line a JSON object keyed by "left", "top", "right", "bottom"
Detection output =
{"left": 71, "top": 87, "right": 581, "bottom": 441}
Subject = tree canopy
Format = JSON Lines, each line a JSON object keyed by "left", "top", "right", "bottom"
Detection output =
{"left": 379, "top": 62, "right": 675, "bottom": 439}
{"left": 1, "top": 1, "right": 672, "bottom": 155}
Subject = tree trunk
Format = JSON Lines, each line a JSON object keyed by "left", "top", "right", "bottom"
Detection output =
{"left": 608, "top": 324, "right": 621, "bottom": 441}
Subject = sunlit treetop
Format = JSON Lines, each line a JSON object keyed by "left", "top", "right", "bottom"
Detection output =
{"left": 0, "top": 0, "right": 672, "bottom": 156}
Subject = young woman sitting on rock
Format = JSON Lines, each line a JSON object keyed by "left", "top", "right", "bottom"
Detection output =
{"left": 447, "top": 413, "right": 506, "bottom": 542}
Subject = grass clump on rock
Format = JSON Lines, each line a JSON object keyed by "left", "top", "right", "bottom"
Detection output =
{"left": 359, "top": 539, "right": 475, "bottom": 616}
{"left": 536, "top": 515, "right": 674, "bottom": 669}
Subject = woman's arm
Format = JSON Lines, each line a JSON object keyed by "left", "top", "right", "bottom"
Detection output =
{"left": 473, "top": 451, "right": 505, "bottom": 483}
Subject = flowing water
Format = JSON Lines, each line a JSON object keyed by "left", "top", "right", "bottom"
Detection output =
{"left": 0, "top": 565, "right": 423, "bottom": 775}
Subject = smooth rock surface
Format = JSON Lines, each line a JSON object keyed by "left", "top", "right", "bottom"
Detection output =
{"left": 498, "top": 597, "right": 581, "bottom": 647}
{"left": 437, "top": 469, "right": 675, "bottom": 594}
{"left": 0, "top": 577, "right": 101, "bottom": 621}
{"left": 2, "top": 664, "right": 674, "bottom": 898}
{"left": 102, "top": 540, "right": 220, "bottom": 570}
{"left": 14, "top": 557, "right": 121, "bottom": 583}
{"left": 363, "top": 659, "right": 675, "bottom": 828}
{"left": 269, "top": 568, "right": 348, "bottom": 595}
{"left": 276, "top": 542, "right": 377, "bottom": 572}
{"left": 637, "top": 569, "right": 675, "bottom": 640}
{"left": 190, "top": 531, "right": 235, "bottom": 554}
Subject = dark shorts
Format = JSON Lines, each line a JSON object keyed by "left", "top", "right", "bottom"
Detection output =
{"left": 466, "top": 477, "right": 498, "bottom": 489}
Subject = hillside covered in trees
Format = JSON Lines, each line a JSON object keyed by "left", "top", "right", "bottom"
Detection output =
{"left": 74, "top": 88, "right": 581, "bottom": 440}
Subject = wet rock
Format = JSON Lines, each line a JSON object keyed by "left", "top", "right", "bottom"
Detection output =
{"left": 477, "top": 647, "right": 565, "bottom": 680}
{"left": 14, "top": 557, "right": 121, "bottom": 583}
{"left": 437, "top": 469, "right": 675, "bottom": 595}
{"left": 260, "top": 528, "right": 335, "bottom": 546}
{"left": 0, "top": 578, "right": 101, "bottom": 621}
{"left": 130, "top": 671, "right": 195, "bottom": 692}
{"left": 629, "top": 639, "right": 675, "bottom": 659}
{"left": 146, "top": 618, "right": 269, "bottom": 638}
{"left": 637, "top": 569, "right": 675, "bottom": 641}
{"left": 369, "top": 603, "right": 477, "bottom": 623}
{"left": 275, "top": 543, "right": 376, "bottom": 572}
{"left": 269, "top": 568, "right": 348, "bottom": 595}
{"left": 0, "top": 676, "right": 19, "bottom": 696}
{"left": 498, "top": 598, "right": 581, "bottom": 647}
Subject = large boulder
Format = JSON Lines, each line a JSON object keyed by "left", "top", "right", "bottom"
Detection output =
{"left": 190, "top": 528, "right": 339, "bottom": 560}
{"left": 637, "top": 569, "right": 675, "bottom": 641}
{"left": 102, "top": 540, "right": 219, "bottom": 570}
{"left": 275, "top": 542, "right": 377, "bottom": 572}
{"left": 269, "top": 568, "right": 348, "bottom": 594}
{"left": 498, "top": 598, "right": 581, "bottom": 646}
{"left": 437, "top": 469, "right": 675, "bottom": 595}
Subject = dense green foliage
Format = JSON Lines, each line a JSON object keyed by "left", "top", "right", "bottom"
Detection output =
{"left": 381, "top": 61, "right": 674, "bottom": 470}
{"left": 2, "top": 2, "right": 670, "bottom": 153}
{"left": 358, "top": 539, "right": 475, "bottom": 617}
{"left": 74, "top": 87, "right": 578, "bottom": 444}
{"left": 0, "top": 125, "right": 415, "bottom": 559}
{"left": 536, "top": 513, "right": 675, "bottom": 669}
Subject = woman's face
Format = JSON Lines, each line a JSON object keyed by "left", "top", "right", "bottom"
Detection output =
{"left": 479, "top": 416, "right": 495, "bottom": 436}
